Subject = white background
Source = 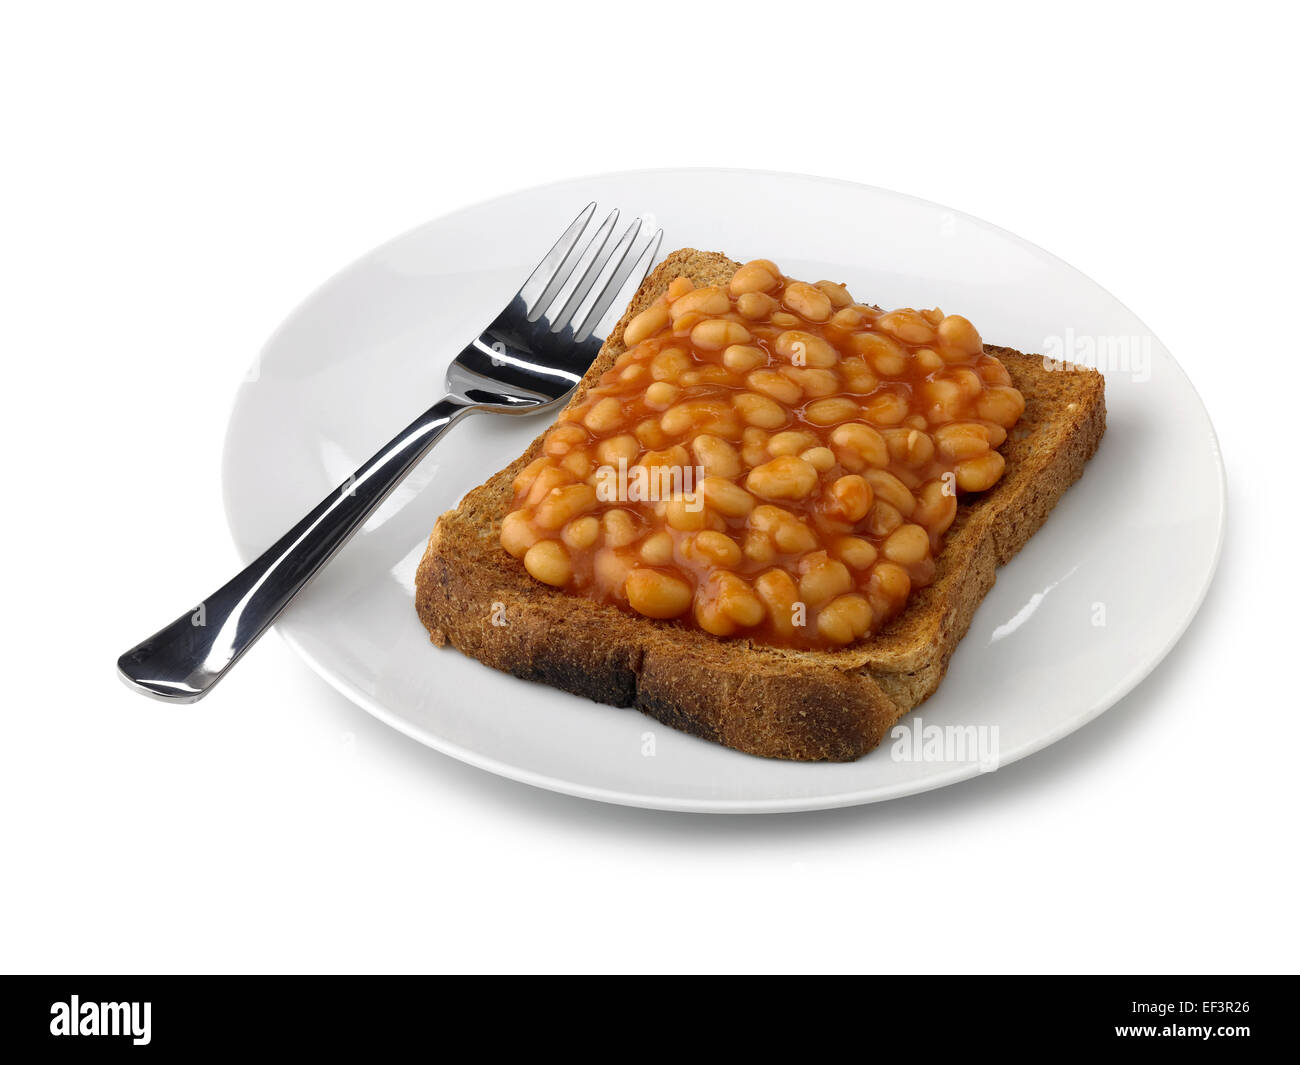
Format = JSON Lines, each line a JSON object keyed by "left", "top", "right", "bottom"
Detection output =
{"left": 3, "top": 1, "right": 1296, "bottom": 974}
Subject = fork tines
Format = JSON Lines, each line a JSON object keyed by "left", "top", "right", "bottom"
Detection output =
{"left": 519, "top": 203, "right": 663, "bottom": 344}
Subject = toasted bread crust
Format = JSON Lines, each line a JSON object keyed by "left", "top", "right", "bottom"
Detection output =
{"left": 415, "top": 250, "right": 1106, "bottom": 760}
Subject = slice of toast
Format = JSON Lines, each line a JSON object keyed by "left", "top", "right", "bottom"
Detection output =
{"left": 415, "top": 249, "right": 1106, "bottom": 761}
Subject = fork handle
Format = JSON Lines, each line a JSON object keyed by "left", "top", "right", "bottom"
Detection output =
{"left": 118, "top": 395, "right": 480, "bottom": 702}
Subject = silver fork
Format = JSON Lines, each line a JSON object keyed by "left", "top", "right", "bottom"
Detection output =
{"left": 118, "top": 204, "right": 662, "bottom": 702}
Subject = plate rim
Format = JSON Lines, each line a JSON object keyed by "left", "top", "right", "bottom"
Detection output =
{"left": 222, "top": 166, "right": 1228, "bottom": 814}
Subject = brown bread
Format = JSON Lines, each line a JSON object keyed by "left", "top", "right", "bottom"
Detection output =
{"left": 415, "top": 249, "right": 1106, "bottom": 760}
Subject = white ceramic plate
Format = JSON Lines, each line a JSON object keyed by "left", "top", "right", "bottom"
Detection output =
{"left": 222, "top": 169, "right": 1225, "bottom": 813}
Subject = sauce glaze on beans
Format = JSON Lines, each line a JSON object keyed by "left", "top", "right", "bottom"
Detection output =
{"left": 500, "top": 262, "right": 1024, "bottom": 648}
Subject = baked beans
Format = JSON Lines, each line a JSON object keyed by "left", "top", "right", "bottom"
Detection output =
{"left": 500, "top": 260, "right": 1022, "bottom": 646}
